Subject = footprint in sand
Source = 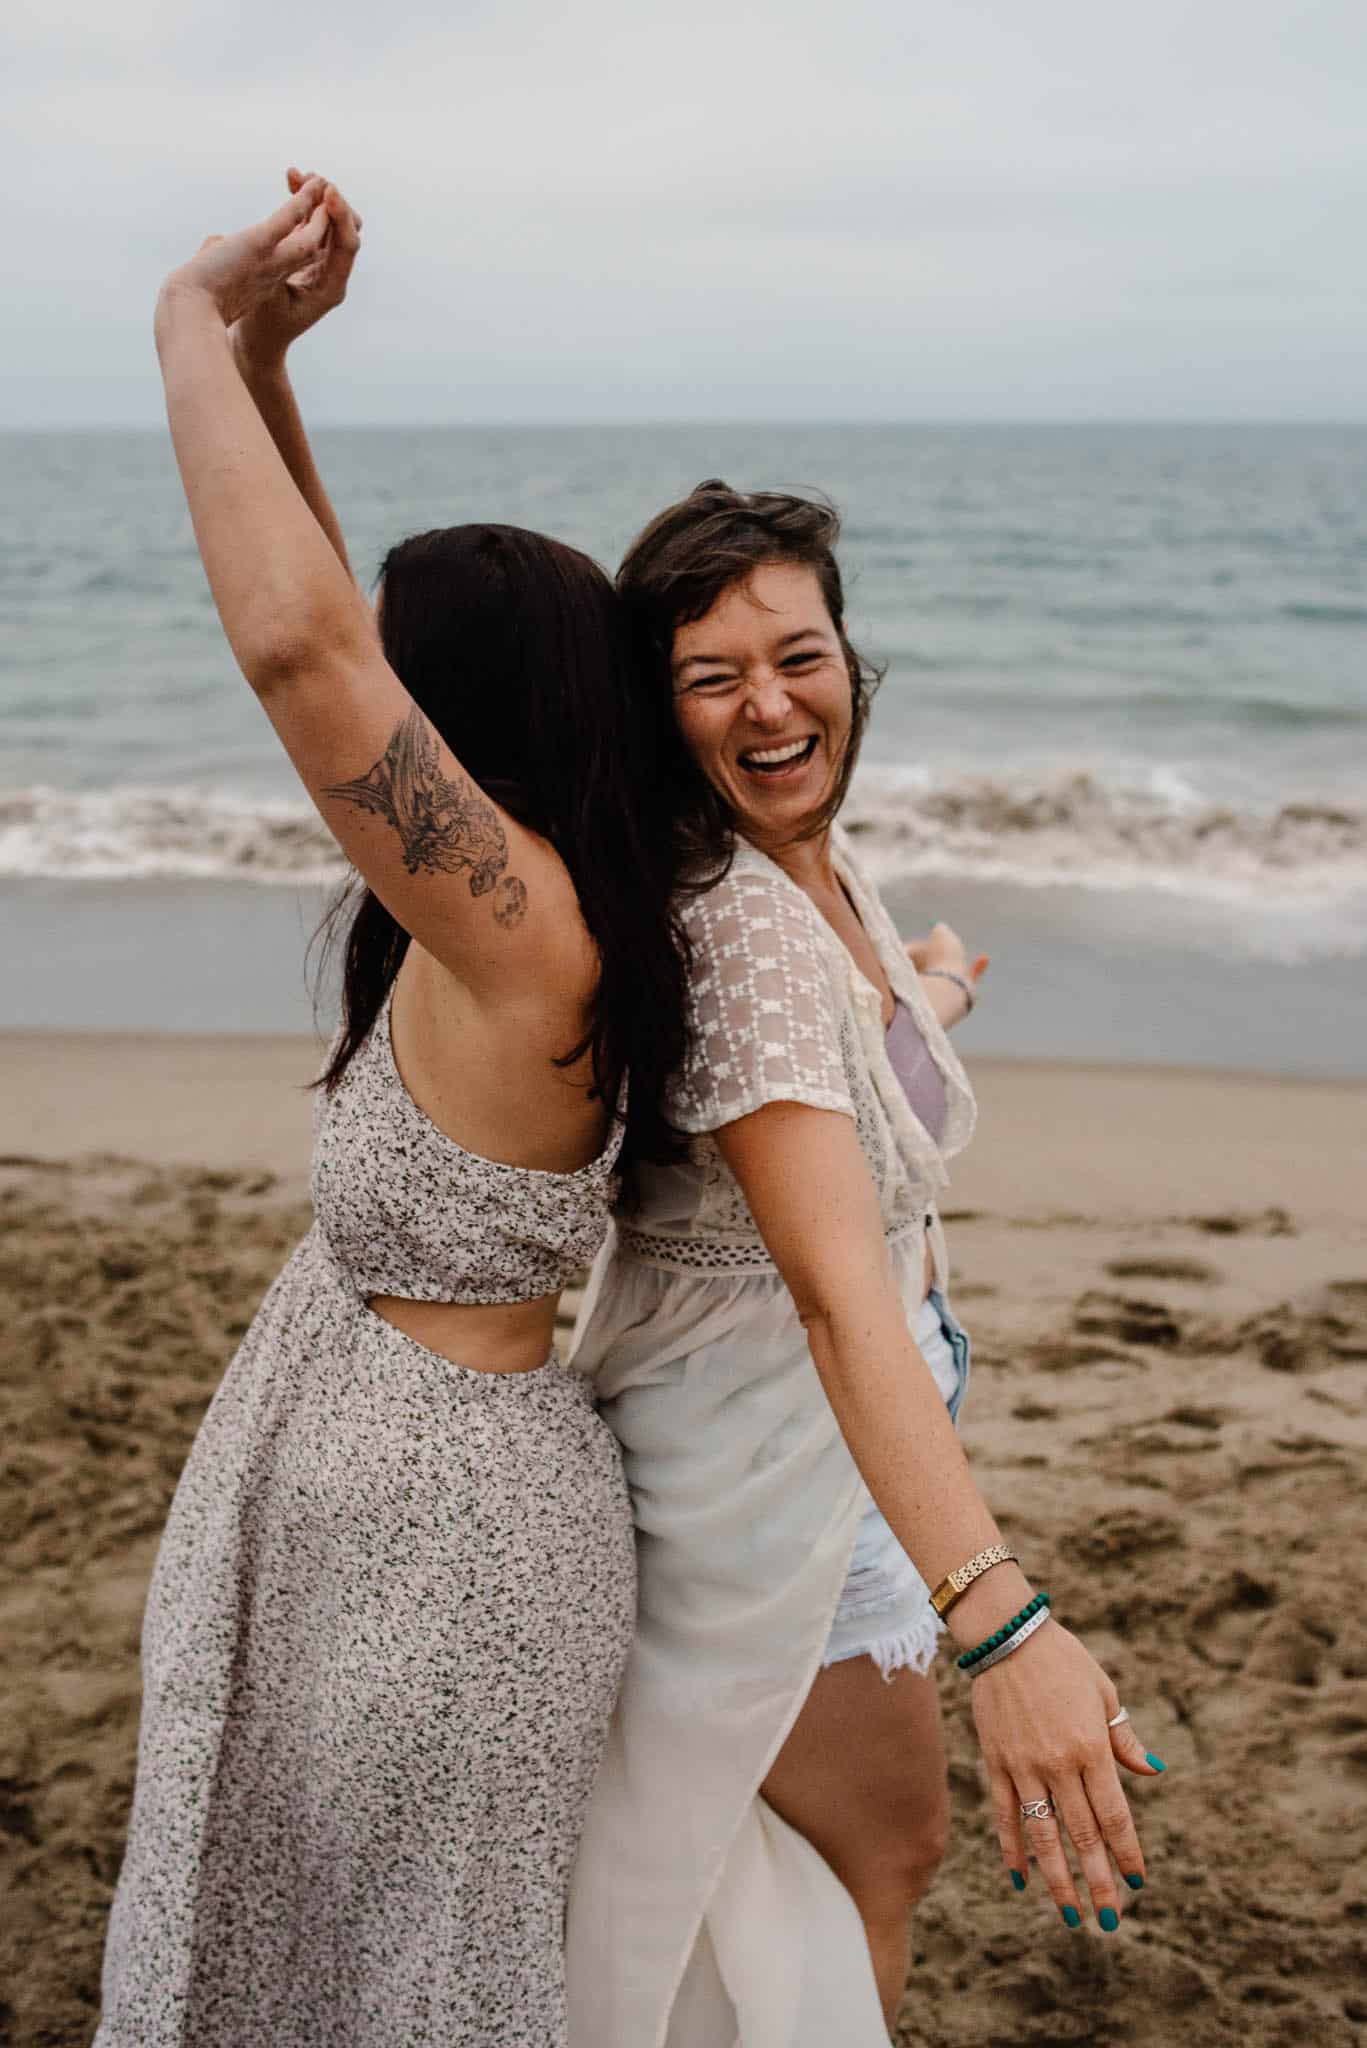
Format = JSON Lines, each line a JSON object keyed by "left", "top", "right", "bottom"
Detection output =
{"left": 1239, "top": 1981, "right": 1303, "bottom": 2010}
{"left": 1027, "top": 1337, "right": 1146, "bottom": 1375}
{"left": 1308, "top": 1700, "right": 1367, "bottom": 1745}
{"left": 1318, "top": 1283, "right": 1367, "bottom": 1358}
{"left": 1185, "top": 1207, "right": 1296, "bottom": 1237}
{"left": 1073, "top": 1292, "right": 1182, "bottom": 1348}
{"left": 1070, "top": 1507, "right": 1183, "bottom": 1567}
{"left": 1239, "top": 1609, "right": 1338, "bottom": 1688}
{"left": 1163, "top": 1404, "right": 1226, "bottom": 1431}
{"left": 0, "top": 1783, "right": 38, "bottom": 1845}
{"left": 1104, "top": 1256, "right": 1220, "bottom": 1285}
{"left": 1184, "top": 1570, "right": 1281, "bottom": 1671}
{"left": 1238, "top": 1305, "right": 1367, "bottom": 1372}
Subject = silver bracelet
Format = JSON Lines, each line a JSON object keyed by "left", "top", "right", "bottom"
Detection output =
{"left": 966, "top": 1603, "right": 1051, "bottom": 1677}
{"left": 920, "top": 967, "right": 975, "bottom": 1013}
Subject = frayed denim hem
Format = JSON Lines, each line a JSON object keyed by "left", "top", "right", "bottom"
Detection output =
{"left": 820, "top": 1606, "right": 944, "bottom": 1683}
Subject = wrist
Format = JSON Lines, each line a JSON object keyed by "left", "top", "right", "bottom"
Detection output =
{"left": 964, "top": 1604, "right": 1058, "bottom": 1680}
{"left": 920, "top": 967, "right": 975, "bottom": 1021}
{"left": 929, "top": 986, "right": 971, "bottom": 1030}
{"left": 944, "top": 1562, "right": 1034, "bottom": 1651}
{"left": 154, "top": 277, "right": 224, "bottom": 348}
{"left": 231, "top": 329, "right": 289, "bottom": 382}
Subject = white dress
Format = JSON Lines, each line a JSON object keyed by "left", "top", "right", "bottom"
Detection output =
{"left": 567, "top": 829, "right": 977, "bottom": 2048}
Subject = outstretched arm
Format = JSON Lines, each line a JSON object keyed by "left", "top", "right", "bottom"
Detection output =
{"left": 904, "top": 918, "right": 989, "bottom": 1028}
{"left": 717, "top": 1101, "right": 1161, "bottom": 1929}
{"left": 153, "top": 183, "right": 587, "bottom": 993}
{"left": 229, "top": 168, "right": 361, "bottom": 574}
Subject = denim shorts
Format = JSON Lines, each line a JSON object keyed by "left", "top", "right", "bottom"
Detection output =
{"left": 820, "top": 1289, "right": 972, "bottom": 1680}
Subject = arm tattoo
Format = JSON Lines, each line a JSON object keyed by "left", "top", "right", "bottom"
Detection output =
{"left": 323, "top": 708, "right": 527, "bottom": 925}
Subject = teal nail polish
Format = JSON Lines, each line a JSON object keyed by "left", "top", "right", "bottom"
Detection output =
{"left": 1099, "top": 1907, "right": 1119, "bottom": 1932}
{"left": 1009, "top": 1869, "right": 1026, "bottom": 1892}
{"left": 1145, "top": 1752, "right": 1167, "bottom": 1772}
{"left": 1060, "top": 1905, "right": 1081, "bottom": 1928}
{"left": 1125, "top": 1873, "right": 1144, "bottom": 1890}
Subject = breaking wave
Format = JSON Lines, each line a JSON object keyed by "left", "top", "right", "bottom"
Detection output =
{"left": 843, "top": 770, "right": 1367, "bottom": 906}
{"left": 3, "top": 776, "right": 1366, "bottom": 916}
{"left": 0, "top": 787, "right": 347, "bottom": 887}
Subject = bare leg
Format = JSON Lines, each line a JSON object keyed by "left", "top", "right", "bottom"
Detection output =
{"left": 761, "top": 1658, "right": 950, "bottom": 2031}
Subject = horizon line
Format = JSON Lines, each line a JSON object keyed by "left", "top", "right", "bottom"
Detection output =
{"left": 4, "top": 415, "right": 1367, "bottom": 435}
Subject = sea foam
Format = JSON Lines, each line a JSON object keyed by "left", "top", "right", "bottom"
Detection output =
{"left": 842, "top": 767, "right": 1367, "bottom": 908}
{"left": 4, "top": 775, "right": 1365, "bottom": 919}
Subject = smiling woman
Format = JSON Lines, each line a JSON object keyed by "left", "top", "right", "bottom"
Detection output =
{"left": 565, "top": 479, "right": 1159, "bottom": 2047}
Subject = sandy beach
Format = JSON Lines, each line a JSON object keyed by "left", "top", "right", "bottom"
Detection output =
{"left": 2, "top": 1033, "right": 1365, "bottom": 2047}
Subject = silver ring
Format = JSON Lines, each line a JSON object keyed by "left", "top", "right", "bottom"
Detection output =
{"left": 1020, "top": 1798, "right": 1055, "bottom": 1822}
{"left": 1107, "top": 1707, "right": 1130, "bottom": 1729}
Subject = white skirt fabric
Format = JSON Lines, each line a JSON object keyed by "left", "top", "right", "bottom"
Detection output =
{"left": 567, "top": 1230, "right": 963, "bottom": 2048}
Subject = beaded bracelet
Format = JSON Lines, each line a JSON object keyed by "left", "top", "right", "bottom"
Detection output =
{"left": 956, "top": 1591, "right": 1051, "bottom": 1672}
{"left": 964, "top": 1602, "right": 1052, "bottom": 1677}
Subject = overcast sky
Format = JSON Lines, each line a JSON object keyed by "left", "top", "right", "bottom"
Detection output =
{"left": 5, "top": 0, "right": 1365, "bottom": 425}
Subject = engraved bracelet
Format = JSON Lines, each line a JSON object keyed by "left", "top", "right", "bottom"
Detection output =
{"left": 957, "top": 1591, "right": 1052, "bottom": 1670}
{"left": 964, "top": 1602, "right": 1052, "bottom": 1677}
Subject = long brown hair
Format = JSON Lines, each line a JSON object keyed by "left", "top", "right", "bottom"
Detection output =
{"left": 313, "top": 524, "right": 692, "bottom": 1174}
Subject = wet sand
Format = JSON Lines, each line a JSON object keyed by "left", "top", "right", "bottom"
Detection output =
{"left": 2, "top": 1034, "right": 1364, "bottom": 2046}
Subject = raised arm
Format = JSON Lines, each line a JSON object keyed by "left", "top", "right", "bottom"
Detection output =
{"left": 716, "top": 1100, "right": 1161, "bottom": 1929}
{"left": 229, "top": 167, "right": 360, "bottom": 574}
{"left": 153, "top": 184, "right": 587, "bottom": 992}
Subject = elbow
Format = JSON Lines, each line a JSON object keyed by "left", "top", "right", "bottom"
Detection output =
{"left": 792, "top": 1275, "right": 887, "bottom": 1355}
{"left": 240, "top": 605, "right": 366, "bottom": 705}
{"left": 789, "top": 1243, "right": 903, "bottom": 1365}
{"left": 243, "top": 628, "right": 316, "bottom": 702}
{"left": 794, "top": 1289, "right": 834, "bottom": 1347}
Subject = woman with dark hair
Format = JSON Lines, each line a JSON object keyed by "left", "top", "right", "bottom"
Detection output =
{"left": 566, "top": 483, "right": 1162, "bottom": 2044}
{"left": 96, "top": 180, "right": 692, "bottom": 2048}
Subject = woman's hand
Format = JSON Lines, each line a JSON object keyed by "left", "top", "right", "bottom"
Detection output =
{"left": 970, "top": 1616, "right": 1164, "bottom": 1927}
{"left": 157, "top": 177, "right": 332, "bottom": 335}
{"left": 905, "top": 920, "right": 989, "bottom": 1026}
{"left": 232, "top": 169, "right": 363, "bottom": 376}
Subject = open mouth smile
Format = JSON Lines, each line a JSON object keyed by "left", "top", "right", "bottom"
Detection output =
{"left": 736, "top": 735, "right": 818, "bottom": 778}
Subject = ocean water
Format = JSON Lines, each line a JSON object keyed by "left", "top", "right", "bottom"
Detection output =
{"left": 3, "top": 424, "right": 1366, "bottom": 1064}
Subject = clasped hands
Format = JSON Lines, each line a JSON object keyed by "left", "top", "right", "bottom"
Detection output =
{"left": 157, "top": 168, "right": 362, "bottom": 368}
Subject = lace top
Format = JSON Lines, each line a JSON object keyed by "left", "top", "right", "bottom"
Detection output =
{"left": 312, "top": 984, "right": 625, "bottom": 1305}
{"left": 616, "top": 828, "right": 975, "bottom": 1274}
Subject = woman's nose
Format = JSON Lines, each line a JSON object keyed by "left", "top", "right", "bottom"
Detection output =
{"left": 743, "top": 670, "right": 792, "bottom": 724}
